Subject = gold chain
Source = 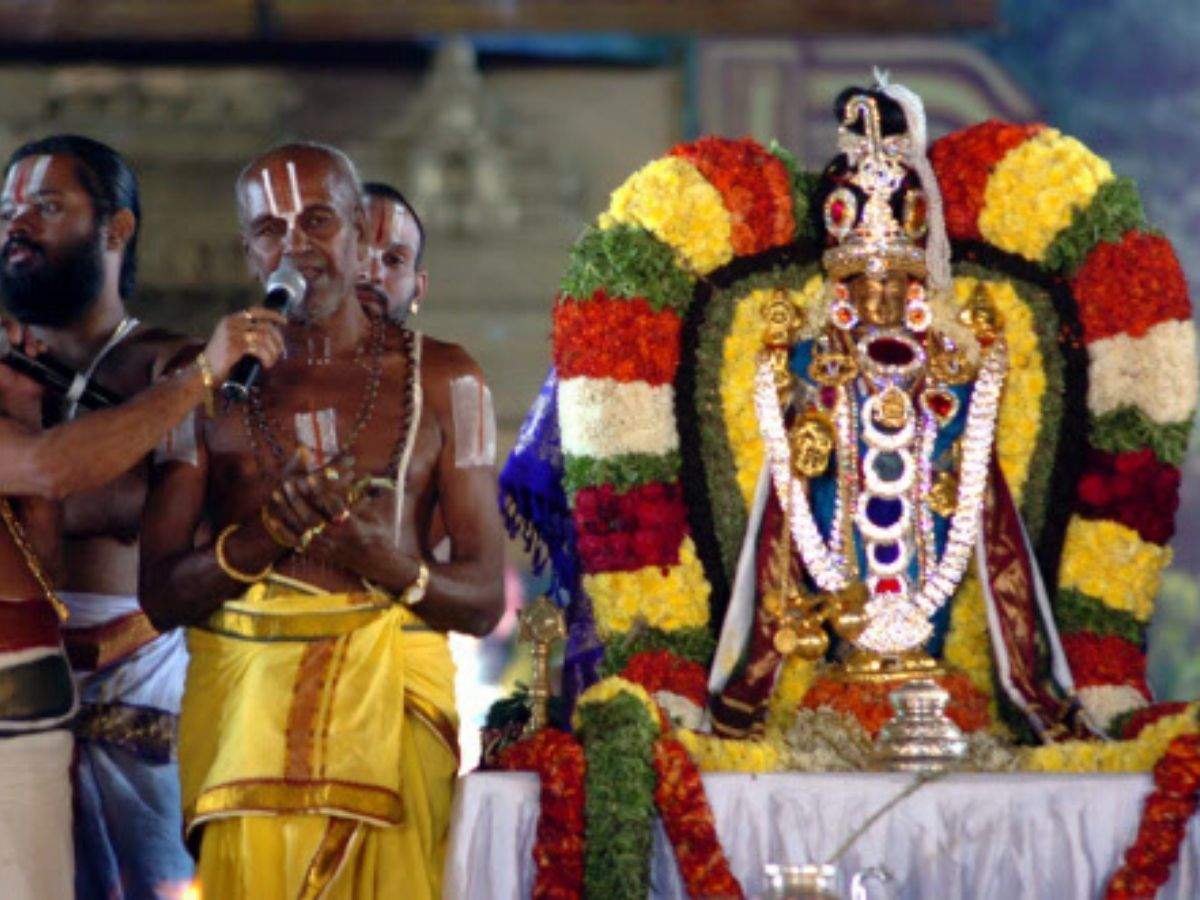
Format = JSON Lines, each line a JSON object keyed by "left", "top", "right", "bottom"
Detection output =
{"left": 0, "top": 498, "right": 68, "bottom": 621}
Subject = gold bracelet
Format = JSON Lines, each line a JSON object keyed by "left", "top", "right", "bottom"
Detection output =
{"left": 259, "top": 506, "right": 296, "bottom": 549}
{"left": 400, "top": 561, "right": 430, "bottom": 607}
{"left": 195, "top": 352, "right": 217, "bottom": 417}
{"left": 215, "top": 523, "right": 273, "bottom": 583}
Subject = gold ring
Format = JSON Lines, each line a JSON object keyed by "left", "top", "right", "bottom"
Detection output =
{"left": 297, "top": 523, "right": 326, "bottom": 553}
{"left": 323, "top": 467, "right": 340, "bottom": 482}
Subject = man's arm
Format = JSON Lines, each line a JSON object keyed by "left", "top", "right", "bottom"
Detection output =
{"left": 312, "top": 347, "right": 505, "bottom": 636}
{"left": 0, "top": 309, "right": 285, "bottom": 500}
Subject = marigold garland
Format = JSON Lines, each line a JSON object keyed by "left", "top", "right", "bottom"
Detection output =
{"left": 1058, "top": 517, "right": 1172, "bottom": 623}
{"left": 979, "top": 129, "right": 1113, "bottom": 262}
{"left": 1060, "top": 632, "right": 1151, "bottom": 696}
{"left": 1105, "top": 729, "right": 1200, "bottom": 898}
{"left": 652, "top": 737, "right": 745, "bottom": 898}
{"left": 498, "top": 730, "right": 587, "bottom": 900}
{"left": 1072, "top": 231, "right": 1190, "bottom": 343}
{"left": 930, "top": 120, "right": 1044, "bottom": 241}
{"left": 584, "top": 537, "right": 712, "bottom": 636}
{"left": 799, "top": 671, "right": 993, "bottom": 738}
{"left": 670, "top": 135, "right": 795, "bottom": 256}
{"left": 1022, "top": 704, "right": 1199, "bottom": 773}
{"left": 554, "top": 292, "right": 682, "bottom": 385}
{"left": 621, "top": 649, "right": 709, "bottom": 709}
{"left": 600, "top": 156, "right": 734, "bottom": 276}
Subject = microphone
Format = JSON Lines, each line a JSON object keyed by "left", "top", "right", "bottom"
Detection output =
{"left": 0, "top": 330, "right": 124, "bottom": 411}
{"left": 220, "top": 260, "right": 306, "bottom": 402}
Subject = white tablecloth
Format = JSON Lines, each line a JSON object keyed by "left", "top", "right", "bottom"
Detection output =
{"left": 443, "top": 770, "right": 1200, "bottom": 899}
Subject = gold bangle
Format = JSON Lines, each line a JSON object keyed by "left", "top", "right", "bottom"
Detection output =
{"left": 259, "top": 506, "right": 296, "bottom": 549}
{"left": 215, "top": 523, "right": 273, "bottom": 583}
{"left": 195, "top": 352, "right": 217, "bottom": 417}
{"left": 400, "top": 561, "right": 430, "bottom": 607}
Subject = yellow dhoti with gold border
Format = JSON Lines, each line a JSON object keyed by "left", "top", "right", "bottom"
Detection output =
{"left": 179, "top": 582, "right": 458, "bottom": 900}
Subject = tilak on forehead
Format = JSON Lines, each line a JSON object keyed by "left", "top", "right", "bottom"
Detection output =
{"left": 2, "top": 155, "right": 52, "bottom": 205}
{"left": 368, "top": 200, "right": 408, "bottom": 259}
{"left": 257, "top": 158, "right": 307, "bottom": 227}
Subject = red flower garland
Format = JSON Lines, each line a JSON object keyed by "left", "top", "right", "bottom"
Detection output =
{"left": 1061, "top": 632, "right": 1151, "bottom": 697}
{"left": 1106, "top": 732, "right": 1200, "bottom": 898}
{"left": 670, "top": 136, "right": 795, "bottom": 256}
{"left": 498, "top": 729, "right": 587, "bottom": 900}
{"left": 1076, "top": 447, "right": 1181, "bottom": 544}
{"left": 621, "top": 649, "right": 710, "bottom": 709}
{"left": 929, "top": 121, "right": 1044, "bottom": 241}
{"left": 800, "top": 672, "right": 992, "bottom": 738}
{"left": 1071, "top": 231, "right": 1190, "bottom": 343}
{"left": 573, "top": 481, "right": 690, "bottom": 573}
{"left": 554, "top": 291, "right": 682, "bottom": 385}
{"left": 653, "top": 736, "right": 745, "bottom": 899}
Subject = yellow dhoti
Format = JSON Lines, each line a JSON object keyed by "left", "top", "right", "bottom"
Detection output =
{"left": 179, "top": 583, "right": 458, "bottom": 900}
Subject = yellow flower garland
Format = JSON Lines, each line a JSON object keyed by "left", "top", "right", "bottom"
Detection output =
{"left": 953, "top": 277, "right": 1046, "bottom": 504}
{"left": 600, "top": 156, "right": 734, "bottom": 276}
{"left": 675, "top": 727, "right": 784, "bottom": 773}
{"left": 1058, "top": 517, "right": 1172, "bottom": 622}
{"left": 584, "top": 537, "right": 712, "bottom": 637}
{"left": 1021, "top": 705, "right": 1199, "bottom": 773}
{"left": 979, "top": 129, "right": 1114, "bottom": 262}
{"left": 941, "top": 572, "right": 1002, "bottom": 726}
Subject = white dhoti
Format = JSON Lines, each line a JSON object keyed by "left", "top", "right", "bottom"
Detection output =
{"left": 0, "top": 729, "right": 74, "bottom": 900}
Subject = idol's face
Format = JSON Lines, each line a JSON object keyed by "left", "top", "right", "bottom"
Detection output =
{"left": 848, "top": 272, "right": 908, "bottom": 329}
{"left": 239, "top": 154, "right": 364, "bottom": 322}
{"left": 355, "top": 196, "right": 424, "bottom": 322}
{"left": 0, "top": 154, "right": 105, "bottom": 327}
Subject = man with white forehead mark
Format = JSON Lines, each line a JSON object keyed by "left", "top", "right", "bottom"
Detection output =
{"left": 0, "top": 134, "right": 284, "bottom": 899}
{"left": 140, "top": 142, "right": 505, "bottom": 898}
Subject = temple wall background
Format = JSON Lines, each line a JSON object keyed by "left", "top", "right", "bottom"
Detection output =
{"left": 0, "top": 0, "right": 1196, "bottom": 703}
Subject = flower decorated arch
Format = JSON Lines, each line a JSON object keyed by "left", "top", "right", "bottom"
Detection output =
{"left": 528, "top": 126, "right": 1194, "bottom": 898}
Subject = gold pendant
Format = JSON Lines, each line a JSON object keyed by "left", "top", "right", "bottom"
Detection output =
{"left": 873, "top": 385, "right": 910, "bottom": 429}
{"left": 929, "top": 470, "right": 958, "bottom": 517}
{"left": 789, "top": 410, "right": 834, "bottom": 478}
{"left": 809, "top": 349, "right": 857, "bottom": 387}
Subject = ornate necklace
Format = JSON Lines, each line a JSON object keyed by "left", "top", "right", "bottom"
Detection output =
{"left": 244, "top": 314, "right": 386, "bottom": 471}
{"left": 754, "top": 332, "right": 1007, "bottom": 654}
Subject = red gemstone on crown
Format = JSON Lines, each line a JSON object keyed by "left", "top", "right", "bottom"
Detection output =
{"left": 819, "top": 386, "right": 837, "bottom": 409}
{"left": 875, "top": 577, "right": 903, "bottom": 595}
{"left": 830, "top": 199, "right": 847, "bottom": 224}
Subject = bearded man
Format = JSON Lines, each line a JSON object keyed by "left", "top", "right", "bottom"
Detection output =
{"left": 0, "top": 140, "right": 282, "bottom": 897}
{"left": 2, "top": 133, "right": 205, "bottom": 898}
{"left": 140, "top": 143, "right": 505, "bottom": 899}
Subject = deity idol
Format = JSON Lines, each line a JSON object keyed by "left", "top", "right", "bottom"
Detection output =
{"left": 708, "top": 83, "right": 1088, "bottom": 742}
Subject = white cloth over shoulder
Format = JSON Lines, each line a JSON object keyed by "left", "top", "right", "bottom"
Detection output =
{"left": 0, "top": 729, "right": 74, "bottom": 900}
{"left": 443, "top": 770, "right": 1200, "bottom": 899}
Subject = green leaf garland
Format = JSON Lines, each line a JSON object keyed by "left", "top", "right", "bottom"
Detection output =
{"left": 561, "top": 224, "right": 696, "bottom": 316}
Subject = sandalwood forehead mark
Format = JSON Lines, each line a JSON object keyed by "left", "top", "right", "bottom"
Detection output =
{"left": 258, "top": 158, "right": 308, "bottom": 229}
{"left": 368, "top": 201, "right": 409, "bottom": 264}
{"left": 3, "top": 155, "right": 52, "bottom": 205}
